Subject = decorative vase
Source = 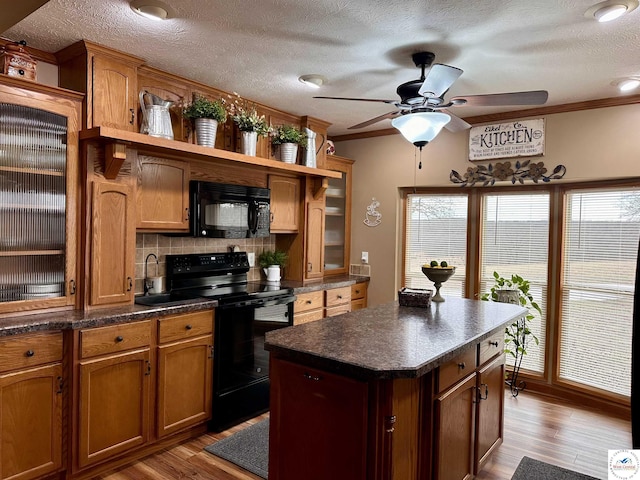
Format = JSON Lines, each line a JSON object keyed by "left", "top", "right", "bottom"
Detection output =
{"left": 240, "top": 130, "right": 258, "bottom": 156}
{"left": 194, "top": 118, "right": 218, "bottom": 147}
{"left": 263, "top": 265, "right": 281, "bottom": 283}
{"left": 280, "top": 142, "right": 298, "bottom": 164}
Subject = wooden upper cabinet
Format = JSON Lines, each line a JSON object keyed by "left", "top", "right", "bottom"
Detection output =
{"left": 269, "top": 175, "right": 300, "bottom": 233}
{"left": 92, "top": 55, "right": 137, "bottom": 131}
{"left": 90, "top": 180, "right": 135, "bottom": 306}
{"left": 305, "top": 198, "right": 325, "bottom": 280}
{"left": 324, "top": 155, "right": 354, "bottom": 276}
{"left": 137, "top": 67, "right": 191, "bottom": 142}
{"left": 136, "top": 156, "right": 190, "bottom": 231}
{"left": 56, "top": 40, "right": 144, "bottom": 131}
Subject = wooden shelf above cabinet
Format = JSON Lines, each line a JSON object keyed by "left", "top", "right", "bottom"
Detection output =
{"left": 79, "top": 126, "right": 342, "bottom": 180}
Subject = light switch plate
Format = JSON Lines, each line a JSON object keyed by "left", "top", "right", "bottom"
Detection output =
{"left": 248, "top": 252, "right": 255, "bottom": 267}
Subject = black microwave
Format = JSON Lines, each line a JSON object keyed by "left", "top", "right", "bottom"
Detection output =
{"left": 190, "top": 181, "right": 270, "bottom": 238}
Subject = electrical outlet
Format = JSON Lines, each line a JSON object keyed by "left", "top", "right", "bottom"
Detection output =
{"left": 361, "top": 251, "right": 369, "bottom": 264}
{"left": 248, "top": 252, "right": 255, "bottom": 267}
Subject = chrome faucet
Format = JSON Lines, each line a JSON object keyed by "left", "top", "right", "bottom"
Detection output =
{"left": 144, "top": 253, "right": 158, "bottom": 296}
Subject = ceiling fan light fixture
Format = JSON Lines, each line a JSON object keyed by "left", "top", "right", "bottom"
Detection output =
{"left": 585, "top": 0, "right": 637, "bottom": 21}
{"left": 130, "top": 0, "right": 173, "bottom": 20}
{"left": 299, "top": 75, "right": 326, "bottom": 88}
{"left": 392, "top": 112, "right": 451, "bottom": 149}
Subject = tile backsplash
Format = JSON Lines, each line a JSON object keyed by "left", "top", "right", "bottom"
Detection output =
{"left": 135, "top": 233, "right": 276, "bottom": 294}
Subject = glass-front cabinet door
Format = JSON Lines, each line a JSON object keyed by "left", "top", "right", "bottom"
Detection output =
{"left": 0, "top": 79, "right": 81, "bottom": 314}
{"left": 324, "top": 156, "right": 353, "bottom": 276}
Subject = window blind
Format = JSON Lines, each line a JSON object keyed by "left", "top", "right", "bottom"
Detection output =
{"left": 560, "top": 188, "right": 640, "bottom": 396}
{"left": 404, "top": 194, "right": 468, "bottom": 297}
{"left": 480, "top": 193, "right": 549, "bottom": 374}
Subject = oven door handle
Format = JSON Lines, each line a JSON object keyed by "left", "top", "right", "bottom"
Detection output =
{"left": 218, "top": 294, "right": 296, "bottom": 309}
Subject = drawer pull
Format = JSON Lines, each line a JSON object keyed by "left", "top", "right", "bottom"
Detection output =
{"left": 457, "top": 362, "right": 466, "bottom": 370}
{"left": 303, "top": 372, "right": 321, "bottom": 381}
{"left": 25, "top": 350, "right": 35, "bottom": 357}
{"left": 306, "top": 300, "right": 312, "bottom": 304}
{"left": 489, "top": 341, "right": 499, "bottom": 347}
{"left": 115, "top": 336, "right": 124, "bottom": 343}
{"left": 355, "top": 289, "right": 361, "bottom": 294}
{"left": 185, "top": 324, "right": 193, "bottom": 330}
{"left": 337, "top": 295, "right": 343, "bottom": 299}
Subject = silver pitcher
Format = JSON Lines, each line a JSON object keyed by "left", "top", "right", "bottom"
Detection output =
{"left": 139, "top": 90, "right": 174, "bottom": 140}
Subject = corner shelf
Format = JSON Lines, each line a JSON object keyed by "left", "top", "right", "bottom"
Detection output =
{"left": 79, "top": 126, "right": 342, "bottom": 180}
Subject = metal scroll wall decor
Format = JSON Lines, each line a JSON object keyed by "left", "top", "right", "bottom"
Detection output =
{"left": 450, "top": 159, "right": 566, "bottom": 187}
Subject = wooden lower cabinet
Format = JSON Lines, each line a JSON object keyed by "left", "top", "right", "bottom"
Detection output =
{"left": 474, "top": 355, "right": 505, "bottom": 473}
{"left": 156, "top": 310, "right": 214, "bottom": 438}
{"left": 269, "top": 358, "right": 369, "bottom": 480}
{"left": 0, "top": 363, "right": 63, "bottom": 480}
{"left": 78, "top": 348, "right": 151, "bottom": 468}
{"left": 433, "top": 374, "right": 477, "bottom": 480}
{"left": 351, "top": 282, "right": 368, "bottom": 311}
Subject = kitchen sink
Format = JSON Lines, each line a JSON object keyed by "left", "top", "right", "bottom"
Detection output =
{"left": 134, "top": 293, "right": 201, "bottom": 307}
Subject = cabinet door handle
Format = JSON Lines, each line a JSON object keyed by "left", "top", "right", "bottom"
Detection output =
{"left": 69, "top": 279, "right": 77, "bottom": 295}
{"left": 457, "top": 362, "right": 466, "bottom": 370}
{"left": 129, "top": 108, "right": 135, "bottom": 124}
{"left": 127, "top": 277, "right": 133, "bottom": 291}
{"left": 303, "top": 372, "right": 321, "bottom": 381}
{"left": 185, "top": 324, "right": 192, "bottom": 330}
{"left": 489, "top": 341, "right": 499, "bottom": 347}
{"left": 145, "top": 360, "right": 152, "bottom": 376}
{"left": 56, "top": 376, "right": 64, "bottom": 394}
{"left": 478, "top": 383, "right": 489, "bottom": 401}
{"left": 185, "top": 208, "right": 190, "bottom": 221}
{"left": 385, "top": 415, "right": 397, "bottom": 433}
{"left": 307, "top": 262, "right": 312, "bottom": 273}
{"left": 18, "top": 69, "right": 25, "bottom": 76}
{"left": 208, "top": 345, "right": 214, "bottom": 359}
{"left": 270, "top": 212, "right": 274, "bottom": 223}
{"left": 115, "top": 336, "right": 124, "bottom": 343}
{"left": 25, "top": 350, "right": 35, "bottom": 357}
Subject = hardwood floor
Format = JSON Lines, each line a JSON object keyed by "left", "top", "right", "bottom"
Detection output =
{"left": 95, "top": 392, "right": 630, "bottom": 480}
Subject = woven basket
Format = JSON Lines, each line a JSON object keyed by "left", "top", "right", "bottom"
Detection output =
{"left": 398, "top": 288, "right": 433, "bottom": 308}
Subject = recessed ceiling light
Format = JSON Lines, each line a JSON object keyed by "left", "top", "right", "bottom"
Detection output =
{"left": 584, "top": 0, "right": 638, "bottom": 22}
{"left": 614, "top": 78, "right": 640, "bottom": 92}
{"left": 130, "top": 0, "right": 174, "bottom": 20}
{"left": 299, "top": 75, "right": 326, "bottom": 89}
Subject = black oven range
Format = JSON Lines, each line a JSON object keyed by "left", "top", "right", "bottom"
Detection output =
{"left": 165, "top": 252, "right": 295, "bottom": 431}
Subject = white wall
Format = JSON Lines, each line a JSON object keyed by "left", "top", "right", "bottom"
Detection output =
{"left": 336, "top": 104, "right": 640, "bottom": 306}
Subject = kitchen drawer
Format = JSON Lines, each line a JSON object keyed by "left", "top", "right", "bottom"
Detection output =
{"left": 437, "top": 347, "right": 477, "bottom": 393}
{"left": 0, "top": 332, "right": 63, "bottom": 373}
{"left": 325, "top": 304, "right": 351, "bottom": 317}
{"left": 294, "top": 308, "right": 324, "bottom": 325}
{"left": 478, "top": 331, "right": 505, "bottom": 366}
{"left": 158, "top": 310, "right": 214, "bottom": 344}
{"left": 351, "top": 283, "right": 366, "bottom": 300}
{"left": 294, "top": 290, "right": 324, "bottom": 314}
{"left": 351, "top": 298, "right": 366, "bottom": 311}
{"left": 325, "top": 286, "right": 351, "bottom": 307}
{"left": 80, "top": 320, "right": 151, "bottom": 359}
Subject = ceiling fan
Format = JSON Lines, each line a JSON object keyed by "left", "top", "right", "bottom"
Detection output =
{"left": 315, "top": 51, "right": 548, "bottom": 148}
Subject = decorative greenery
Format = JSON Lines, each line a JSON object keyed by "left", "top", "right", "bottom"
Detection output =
{"left": 481, "top": 271, "right": 541, "bottom": 396}
{"left": 222, "top": 92, "right": 270, "bottom": 136}
{"left": 270, "top": 124, "right": 307, "bottom": 146}
{"left": 450, "top": 159, "right": 566, "bottom": 187}
{"left": 183, "top": 95, "right": 227, "bottom": 122}
{"left": 258, "top": 249, "right": 288, "bottom": 268}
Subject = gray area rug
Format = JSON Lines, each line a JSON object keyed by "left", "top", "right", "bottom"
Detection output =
{"left": 204, "top": 419, "right": 269, "bottom": 479}
{"left": 511, "top": 456, "right": 599, "bottom": 480}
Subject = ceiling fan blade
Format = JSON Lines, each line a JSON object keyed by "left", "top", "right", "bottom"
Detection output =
{"left": 441, "top": 110, "right": 471, "bottom": 133}
{"left": 348, "top": 111, "right": 400, "bottom": 129}
{"left": 450, "top": 90, "right": 549, "bottom": 107}
{"left": 314, "top": 96, "right": 396, "bottom": 104}
{"left": 418, "top": 64, "right": 463, "bottom": 98}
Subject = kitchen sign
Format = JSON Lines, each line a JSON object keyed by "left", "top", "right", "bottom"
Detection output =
{"left": 468, "top": 118, "right": 545, "bottom": 161}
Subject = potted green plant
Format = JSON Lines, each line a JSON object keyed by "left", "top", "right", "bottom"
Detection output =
{"left": 183, "top": 95, "right": 227, "bottom": 147}
{"left": 270, "top": 125, "right": 307, "bottom": 164}
{"left": 258, "top": 250, "right": 288, "bottom": 283}
{"left": 481, "top": 271, "right": 541, "bottom": 396}
{"left": 223, "top": 93, "right": 269, "bottom": 156}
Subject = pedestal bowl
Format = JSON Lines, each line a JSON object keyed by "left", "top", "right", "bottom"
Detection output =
{"left": 421, "top": 266, "right": 456, "bottom": 302}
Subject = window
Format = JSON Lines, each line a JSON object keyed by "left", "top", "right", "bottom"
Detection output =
{"left": 404, "top": 194, "right": 467, "bottom": 297}
{"left": 479, "top": 193, "right": 549, "bottom": 374}
{"left": 559, "top": 188, "right": 640, "bottom": 396}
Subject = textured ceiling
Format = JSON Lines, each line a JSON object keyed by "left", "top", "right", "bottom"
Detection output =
{"left": 3, "top": 0, "right": 640, "bottom": 136}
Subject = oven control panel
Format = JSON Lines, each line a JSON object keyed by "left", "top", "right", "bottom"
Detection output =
{"left": 167, "top": 252, "right": 250, "bottom": 275}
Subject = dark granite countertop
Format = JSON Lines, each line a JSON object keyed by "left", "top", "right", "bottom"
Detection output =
{"left": 265, "top": 297, "right": 526, "bottom": 380}
{"left": 0, "top": 275, "right": 369, "bottom": 337}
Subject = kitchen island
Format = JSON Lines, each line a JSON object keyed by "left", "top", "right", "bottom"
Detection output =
{"left": 264, "top": 297, "right": 526, "bottom": 480}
